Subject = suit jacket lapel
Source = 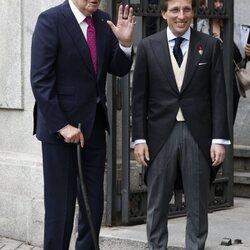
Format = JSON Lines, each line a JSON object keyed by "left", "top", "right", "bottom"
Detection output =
{"left": 60, "top": 1, "right": 95, "bottom": 76}
{"left": 181, "top": 29, "right": 207, "bottom": 92}
{"left": 151, "top": 30, "right": 179, "bottom": 94}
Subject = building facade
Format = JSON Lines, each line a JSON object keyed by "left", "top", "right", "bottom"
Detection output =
{"left": 0, "top": 0, "right": 249, "bottom": 247}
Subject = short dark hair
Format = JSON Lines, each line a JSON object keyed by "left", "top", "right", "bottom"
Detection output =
{"left": 160, "top": 0, "right": 196, "bottom": 12}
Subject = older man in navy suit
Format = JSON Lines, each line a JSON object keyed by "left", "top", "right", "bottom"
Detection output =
{"left": 31, "top": 0, "right": 135, "bottom": 249}
{"left": 132, "top": 0, "right": 230, "bottom": 249}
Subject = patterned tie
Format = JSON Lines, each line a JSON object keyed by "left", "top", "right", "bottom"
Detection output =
{"left": 173, "top": 37, "right": 185, "bottom": 67}
{"left": 85, "top": 16, "right": 97, "bottom": 73}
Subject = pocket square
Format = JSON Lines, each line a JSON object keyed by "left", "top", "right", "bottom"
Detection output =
{"left": 198, "top": 62, "right": 207, "bottom": 66}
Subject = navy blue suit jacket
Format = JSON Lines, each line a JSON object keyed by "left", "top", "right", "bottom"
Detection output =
{"left": 31, "top": 1, "right": 133, "bottom": 144}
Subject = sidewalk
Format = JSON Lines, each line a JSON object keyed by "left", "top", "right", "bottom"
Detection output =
{"left": 100, "top": 197, "right": 250, "bottom": 249}
{"left": 1, "top": 197, "right": 250, "bottom": 249}
{"left": 0, "top": 237, "right": 42, "bottom": 250}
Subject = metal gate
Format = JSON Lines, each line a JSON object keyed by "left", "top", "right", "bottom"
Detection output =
{"left": 106, "top": 0, "right": 234, "bottom": 226}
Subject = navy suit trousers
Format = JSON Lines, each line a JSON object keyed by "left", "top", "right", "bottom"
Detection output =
{"left": 42, "top": 103, "right": 106, "bottom": 250}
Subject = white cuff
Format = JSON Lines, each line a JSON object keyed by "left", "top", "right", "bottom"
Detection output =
{"left": 131, "top": 139, "right": 147, "bottom": 148}
{"left": 119, "top": 43, "right": 132, "bottom": 57}
{"left": 212, "top": 139, "right": 231, "bottom": 145}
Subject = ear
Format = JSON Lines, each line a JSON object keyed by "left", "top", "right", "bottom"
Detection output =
{"left": 161, "top": 11, "right": 168, "bottom": 20}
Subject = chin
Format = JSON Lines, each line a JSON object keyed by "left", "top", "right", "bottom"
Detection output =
{"left": 176, "top": 28, "right": 188, "bottom": 35}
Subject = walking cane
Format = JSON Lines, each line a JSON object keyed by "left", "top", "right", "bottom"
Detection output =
{"left": 77, "top": 123, "right": 100, "bottom": 250}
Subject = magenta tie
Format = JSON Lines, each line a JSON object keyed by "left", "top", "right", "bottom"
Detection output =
{"left": 85, "top": 16, "right": 97, "bottom": 73}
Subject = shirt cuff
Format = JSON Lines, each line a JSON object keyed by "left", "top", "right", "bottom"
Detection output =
{"left": 132, "top": 139, "right": 231, "bottom": 148}
{"left": 119, "top": 43, "right": 132, "bottom": 57}
{"left": 130, "top": 139, "right": 147, "bottom": 148}
{"left": 212, "top": 139, "right": 231, "bottom": 145}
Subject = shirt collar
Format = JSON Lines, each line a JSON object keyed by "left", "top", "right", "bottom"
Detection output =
{"left": 167, "top": 27, "right": 191, "bottom": 42}
{"left": 69, "top": 0, "right": 87, "bottom": 24}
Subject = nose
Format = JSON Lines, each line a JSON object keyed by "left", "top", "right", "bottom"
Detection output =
{"left": 177, "top": 11, "right": 185, "bottom": 18}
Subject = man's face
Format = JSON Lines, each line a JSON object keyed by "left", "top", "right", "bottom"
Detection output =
{"left": 214, "top": 0, "right": 223, "bottom": 10}
{"left": 72, "top": 0, "right": 101, "bottom": 16}
{"left": 162, "top": 0, "right": 194, "bottom": 37}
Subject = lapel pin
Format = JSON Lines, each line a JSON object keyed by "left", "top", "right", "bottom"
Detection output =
{"left": 198, "top": 45, "right": 203, "bottom": 56}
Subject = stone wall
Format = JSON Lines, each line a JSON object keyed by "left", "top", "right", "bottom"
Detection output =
{"left": 0, "top": 0, "right": 102, "bottom": 246}
{"left": 0, "top": 0, "right": 45, "bottom": 246}
{"left": 0, "top": 0, "right": 249, "bottom": 247}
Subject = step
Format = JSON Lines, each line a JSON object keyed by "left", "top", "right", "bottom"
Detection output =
{"left": 234, "top": 171, "right": 250, "bottom": 198}
{"left": 234, "top": 171, "right": 250, "bottom": 184}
